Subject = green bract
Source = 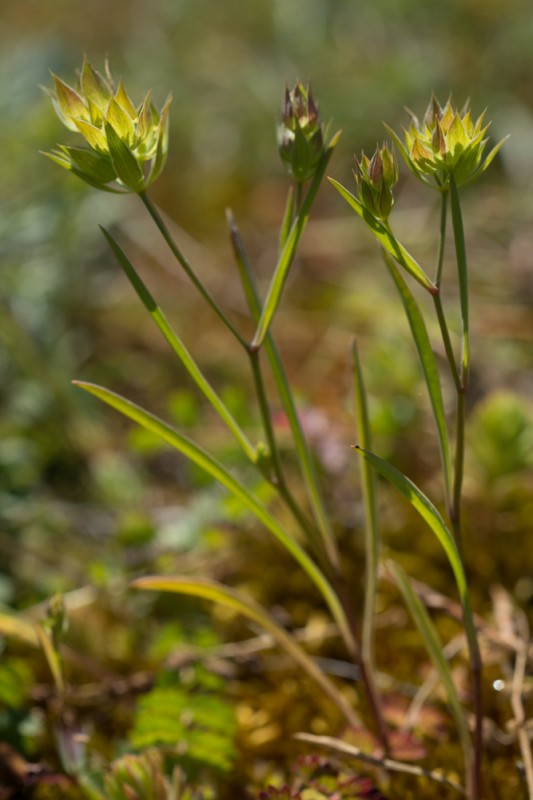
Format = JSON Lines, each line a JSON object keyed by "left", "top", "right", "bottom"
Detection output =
{"left": 43, "top": 57, "right": 171, "bottom": 193}
{"left": 277, "top": 81, "right": 325, "bottom": 183}
{"left": 387, "top": 95, "right": 507, "bottom": 188}
{"left": 354, "top": 143, "right": 398, "bottom": 221}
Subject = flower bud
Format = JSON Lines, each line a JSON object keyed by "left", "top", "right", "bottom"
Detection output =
{"left": 277, "top": 81, "right": 325, "bottom": 183}
{"left": 387, "top": 94, "right": 508, "bottom": 188}
{"left": 354, "top": 143, "right": 398, "bottom": 221}
{"left": 43, "top": 57, "right": 171, "bottom": 193}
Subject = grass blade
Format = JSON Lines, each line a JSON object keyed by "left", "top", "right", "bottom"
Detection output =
{"left": 100, "top": 227, "right": 257, "bottom": 463}
{"left": 228, "top": 211, "right": 340, "bottom": 571}
{"left": 74, "top": 381, "right": 356, "bottom": 657}
{"left": 132, "top": 575, "right": 360, "bottom": 729}
{"left": 354, "top": 448, "right": 466, "bottom": 599}
{"left": 351, "top": 342, "right": 379, "bottom": 670}
{"left": 389, "top": 561, "right": 472, "bottom": 776}
{"left": 328, "top": 178, "right": 436, "bottom": 294}
{"left": 353, "top": 447, "right": 479, "bottom": 669}
{"left": 381, "top": 249, "right": 453, "bottom": 509}
{"left": 251, "top": 131, "right": 341, "bottom": 350}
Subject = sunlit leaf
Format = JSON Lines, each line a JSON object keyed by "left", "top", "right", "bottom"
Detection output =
{"left": 328, "top": 178, "right": 436, "bottom": 293}
{"left": 381, "top": 249, "right": 452, "bottom": 502}
{"left": 74, "top": 381, "right": 355, "bottom": 656}
{"left": 100, "top": 227, "right": 257, "bottom": 462}
{"left": 133, "top": 575, "right": 360, "bottom": 729}
{"left": 389, "top": 561, "right": 471, "bottom": 775}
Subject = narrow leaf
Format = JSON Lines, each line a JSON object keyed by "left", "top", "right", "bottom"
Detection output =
{"left": 100, "top": 227, "right": 256, "bottom": 462}
{"left": 329, "top": 178, "right": 436, "bottom": 293}
{"left": 227, "top": 210, "right": 338, "bottom": 568}
{"left": 279, "top": 185, "right": 295, "bottom": 252}
{"left": 351, "top": 342, "right": 379, "bottom": 670}
{"left": 354, "top": 447, "right": 466, "bottom": 601}
{"left": 381, "top": 249, "right": 452, "bottom": 503}
{"left": 449, "top": 172, "right": 469, "bottom": 376}
{"left": 132, "top": 575, "right": 360, "bottom": 729}
{"left": 35, "top": 624, "right": 64, "bottom": 694}
{"left": 389, "top": 561, "right": 471, "bottom": 774}
{"left": 0, "top": 611, "right": 38, "bottom": 646}
{"left": 73, "top": 381, "right": 355, "bottom": 656}
{"left": 251, "top": 131, "right": 341, "bottom": 349}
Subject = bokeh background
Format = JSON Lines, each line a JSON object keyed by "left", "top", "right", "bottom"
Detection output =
{"left": 1, "top": 0, "right": 532, "bottom": 791}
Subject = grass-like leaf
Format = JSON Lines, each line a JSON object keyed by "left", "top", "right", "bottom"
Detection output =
{"left": 354, "top": 447, "right": 465, "bottom": 599}
{"left": 389, "top": 561, "right": 471, "bottom": 776}
{"left": 351, "top": 342, "right": 379, "bottom": 670}
{"left": 228, "top": 211, "right": 339, "bottom": 568}
{"left": 74, "top": 381, "right": 355, "bottom": 657}
{"left": 353, "top": 447, "right": 480, "bottom": 665}
{"left": 100, "top": 227, "right": 257, "bottom": 463}
{"left": 35, "top": 624, "right": 64, "bottom": 695}
{"left": 132, "top": 575, "right": 360, "bottom": 728}
{"left": 251, "top": 131, "right": 341, "bottom": 350}
{"left": 381, "top": 249, "right": 452, "bottom": 506}
{"left": 328, "top": 178, "right": 436, "bottom": 293}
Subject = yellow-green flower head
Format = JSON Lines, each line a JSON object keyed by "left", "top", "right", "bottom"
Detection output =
{"left": 278, "top": 81, "right": 325, "bottom": 183}
{"left": 105, "top": 751, "right": 169, "bottom": 800}
{"left": 43, "top": 57, "right": 171, "bottom": 193}
{"left": 354, "top": 143, "right": 398, "bottom": 221}
{"left": 387, "top": 95, "right": 507, "bottom": 188}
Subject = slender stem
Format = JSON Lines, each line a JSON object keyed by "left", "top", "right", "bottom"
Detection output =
{"left": 435, "top": 188, "right": 449, "bottom": 288}
{"left": 139, "top": 191, "right": 249, "bottom": 351}
{"left": 433, "top": 292, "right": 461, "bottom": 393}
{"left": 432, "top": 188, "right": 461, "bottom": 393}
{"left": 248, "top": 348, "right": 323, "bottom": 556}
{"left": 294, "top": 180, "right": 304, "bottom": 212}
{"left": 227, "top": 210, "right": 389, "bottom": 753}
{"left": 227, "top": 210, "right": 341, "bottom": 573}
{"left": 448, "top": 173, "right": 482, "bottom": 800}
{"left": 452, "top": 388, "right": 466, "bottom": 549}
{"left": 448, "top": 174, "right": 469, "bottom": 545}
{"left": 449, "top": 174, "right": 469, "bottom": 387}
{"left": 251, "top": 131, "right": 341, "bottom": 350}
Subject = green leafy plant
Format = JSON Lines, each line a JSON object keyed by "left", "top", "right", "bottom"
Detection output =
{"left": 42, "top": 62, "right": 531, "bottom": 800}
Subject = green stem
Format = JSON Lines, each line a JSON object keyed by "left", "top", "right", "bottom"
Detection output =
{"left": 139, "top": 191, "right": 249, "bottom": 351}
{"left": 248, "top": 348, "right": 322, "bottom": 556}
{"left": 433, "top": 292, "right": 461, "bottom": 393}
{"left": 432, "top": 188, "right": 461, "bottom": 393}
{"left": 449, "top": 172, "right": 482, "bottom": 800}
{"left": 448, "top": 174, "right": 469, "bottom": 543}
{"left": 228, "top": 211, "right": 390, "bottom": 753}
{"left": 435, "top": 188, "right": 449, "bottom": 288}
{"left": 251, "top": 131, "right": 341, "bottom": 350}
{"left": 227, "top": 210, "right": 341, "bottom": 573}
{"left": 449, "top": 174, "right": 469, "bottom": 386}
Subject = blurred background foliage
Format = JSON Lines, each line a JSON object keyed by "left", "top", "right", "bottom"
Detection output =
{"left": 1, "top": 0, "right": 532, "bottom": 795}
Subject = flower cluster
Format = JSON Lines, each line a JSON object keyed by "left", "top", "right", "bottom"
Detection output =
{"left": 43, "top": 57, "right": 171, "bottom": 193}
{"left": 354, "top": 143, "right": 398, "bottom": 221}
{"left": 388, "top": 95, "right": 507, "bottom": 188}
{"left": 277, "top": 81, "right": 325, "bottom": 183}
